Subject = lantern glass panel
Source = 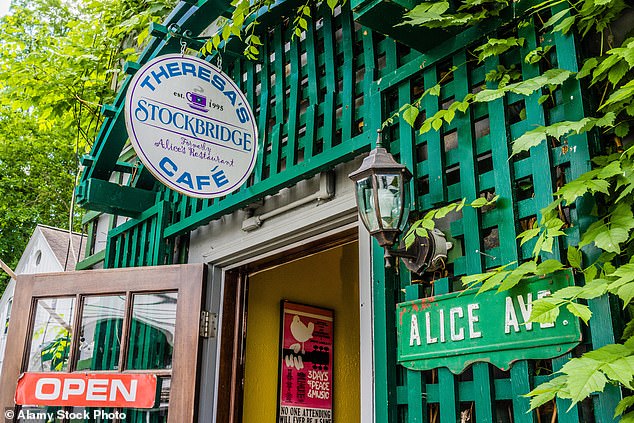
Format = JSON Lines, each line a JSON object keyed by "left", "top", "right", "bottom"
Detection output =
{"left": 375, "top": 174, "right": 404, "bottom": 230}
{"left": 355, "top": 176, "right": 380, "bottom": 232}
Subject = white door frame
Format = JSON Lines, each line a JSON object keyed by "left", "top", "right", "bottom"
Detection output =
{"left": 193, "top": 210, "right": 375, "bottom": 422}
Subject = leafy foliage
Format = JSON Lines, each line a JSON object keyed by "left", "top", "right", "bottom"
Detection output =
{"left": 0, "top": 110, "right": 76, "bottom": 292}
{"left": 406, "top": 68, "right": 576, "bottom": 135}
{"left": 393, "top": 0, "right": 634, "bottom": 417}
{"left": 402, "top": 195, "right": 498, "bottom": 249}
{"left": 201, "top": 0, "right": 347, "bottom": 61}
{"left": 0, "top": 0, "right": 174, "bottom": 291}
{"left": 400, "top": 0, "right": 509, "bottom": 28}
{"left": 39, "top": 330, "right": 71, "bottom": 371}
{"left": 0, "top": 0, "right": 174, "bottom": 139}
{"left": 511, "top": 113, "right": 616, "bottom": 156}
{"left": 474, "top": 37, "right": 524, "bottom": 63}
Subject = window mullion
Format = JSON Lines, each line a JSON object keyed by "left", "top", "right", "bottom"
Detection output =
{"left": 67, "top": 293, "right": 83, "bottom": 372}
{"left": 118, "top": 291, "right": 133, "bottom": 372}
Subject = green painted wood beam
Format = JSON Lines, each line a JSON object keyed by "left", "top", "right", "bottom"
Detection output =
{"left": 397, "top": 82, "right": 416, "bottom": 211}
{"left": 81, "top": 210, "right": 101, "bottom": 225}
{"left": 373, "top": 2, "right": 535, "bottom": 94}
{"left": 75, "top": 249, "right": 106, "bottom": 271}
{"left": 253, "top": 41, "right": 269, "bottom": 184}
{"left": 203, "top": 0, "right": 311, "bottom": 62}
{"left": 132, "top": 165, "right": 158, "bottom": 191}
{"left": 81, "top": 155, "right": 138, "bottom": 174}
{"left": 434, "top": 278, "right": 459, "bottom": 422}
{"left": 124, "top": 61, "right": 141, "bottom": 75}
{"left": 552, "top": 354, "right": 580, "bottom": 421}
{"left": 76, "top": 178, "right": 156, "bottom": 217}
{"left": 287, "top": 30, "right": 300, "bottom": 167}
{"left": 473, "top": 363, "right": 495, "bottom": 422}
{"left": 105, "top": 202, "right": 170, "bottom": 268}
{"left": 423, "top": 67, "right": 445, "bottom": 206}
{"left": 373, "top": 241, "right": 398, "bottom": 422}
{"left": 163, "top": 131, "right": 373, "bottom": 237}
{"left": 405, "top": 284, "right": 426, "bottom": 422}
{"left": 520, "top": 21, "right": 560, "bottom": 261}
{"left": 340, "top": 11, "right": 355, "bottom": 145}
{"left": 352, "top": 0, "right": 461, "bottom": 53}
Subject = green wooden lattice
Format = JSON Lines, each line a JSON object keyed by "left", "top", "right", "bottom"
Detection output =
{"left": 78, "top": 1, "right": 623, "bottom": 421}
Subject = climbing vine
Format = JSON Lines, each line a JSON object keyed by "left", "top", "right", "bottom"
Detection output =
{"left": 395, "top": 0, "right": 634, "bottom": 419}
{"left": 202, "top": 0, "right": 633, "bottom": 417}
{"left": 201, "top": 0, "right": 347, "bottom": 61}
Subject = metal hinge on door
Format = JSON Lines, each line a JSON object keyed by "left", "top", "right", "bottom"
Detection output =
{"left": 199, "top": 310, "right": 217, "bottom": 338}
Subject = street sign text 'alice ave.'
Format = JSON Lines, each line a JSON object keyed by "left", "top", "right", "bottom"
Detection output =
{"left": 397, "top": 270, "right": 582, "bottom": 374}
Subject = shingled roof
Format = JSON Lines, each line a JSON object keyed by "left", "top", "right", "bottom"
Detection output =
{"left": 37, "top": 225, "right": 86, "bottom": 271}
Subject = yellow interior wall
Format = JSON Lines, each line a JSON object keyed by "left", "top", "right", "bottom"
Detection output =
{"left": 242, "top": 242, "right": 360, "bottom": 422}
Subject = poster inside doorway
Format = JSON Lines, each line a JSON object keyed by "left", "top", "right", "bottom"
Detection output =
{"left": 278, "top": 301, "right": 333, "bottom": 423}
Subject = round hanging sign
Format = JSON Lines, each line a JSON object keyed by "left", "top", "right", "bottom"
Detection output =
{"left": 124, "top": 54, "right": 258, "bottom": 198}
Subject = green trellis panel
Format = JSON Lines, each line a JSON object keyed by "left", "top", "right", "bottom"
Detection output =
{"left": 105, "top": 201, "right": 169, "bottom": 269}
{"left": 92, "top": 1, "right": 623, "bottom": 421}
{"left": 373, "top": 7, "right": 621, "bottom": 423}
{"left": 153, "top": 5, "right": 379, "bottom": 240}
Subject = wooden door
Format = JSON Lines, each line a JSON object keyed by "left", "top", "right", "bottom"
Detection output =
{"left": 0, "top": 264, "right": 205, "bottom": 423}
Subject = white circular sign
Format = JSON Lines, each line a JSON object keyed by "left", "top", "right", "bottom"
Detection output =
{"left": 124, "top": 54, "right": 258, "bottom": 198}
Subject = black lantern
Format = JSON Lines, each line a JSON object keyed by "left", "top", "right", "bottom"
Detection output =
{"left": 349, "top": 130, "right": 413, "bottom": 265}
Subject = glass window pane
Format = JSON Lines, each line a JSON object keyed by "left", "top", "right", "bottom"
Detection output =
{"left": 376, "top": 174, "right": 403, "bottom": 229}
{"left": 127, "top": 293, "right": 177, "bottom": 370}
{"left": 28, "top": 297, "right": 76, "bottom": 372}
{"left": 62, "top": 378, "right": 169, "bottom": 423}
{"left": 4, "top": 298, "right": 12, "bottom": 335}
{"left": 355, "top": 177, "right": 379, "bottom": 232}
{"left": 76, "top": 295, "right": 126, "bottom": 371}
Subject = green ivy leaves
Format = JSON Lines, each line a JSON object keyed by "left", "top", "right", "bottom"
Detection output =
{"left": 400, "top": 0, "right": 509, "bottom": 28}
{"left": 393, "top": 39, "right": 633, "bottom": 152}
{"left": 474, "top": 37, "right": 524, "bottom": 63}
{"left": 397, "top": 0, "right": 633, "bottom": 417}
{"left": 528, "top": 343, "right": 634, "bottom": 411}
{"left": 580, "top": 203, "right": 634, "bottom": 254}
{"left": 292, "top": 3, "right": 313, "bottom": 39}
{"left": 403, "top": 198, "right": 466, "bottom": 249}
{"left": 382, "top": 76, "right": 448, "bottom": 130}
{"left": 402, "top": 105, "right": 420, "bottom": 128}
{"left": 511, "top": 113, "right": 615, "bottom": 156}
{"left": 399, "top": 1, "right": 453, "bottom": 27}
{"left": 402, "top": 195, "right": 497, "bottom": 249}
{"left": 462, "top": 259, "right": 566, "bottom": 294}
{"left": 407, "top": 68, "right": 574, "bottom": 138}
{"left": 202, "top": 0, "right": 347, "bottom": 61}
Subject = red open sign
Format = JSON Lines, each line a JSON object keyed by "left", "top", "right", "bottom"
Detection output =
{"left": 15, "top": 373, "right": 157, "bottom": 408}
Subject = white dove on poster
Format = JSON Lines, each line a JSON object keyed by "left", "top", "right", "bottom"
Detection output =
{"left": 290, "top": 315, "right": 314, "bottom": 354}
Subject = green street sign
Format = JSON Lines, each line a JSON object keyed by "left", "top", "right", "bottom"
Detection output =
{"left": 397, "top": 269, "right": 582, "bottom": 374}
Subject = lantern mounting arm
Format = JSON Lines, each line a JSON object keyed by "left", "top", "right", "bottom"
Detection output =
{"left": 382, "top": 245, "right": 417, "bottom": 269}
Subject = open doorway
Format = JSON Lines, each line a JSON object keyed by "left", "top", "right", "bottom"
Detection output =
{"left": 217, "top": 240, "right": 361, "bottom": 422}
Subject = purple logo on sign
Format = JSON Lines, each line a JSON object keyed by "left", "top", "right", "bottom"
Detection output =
{"left": 186, "top": 91, "right": 208, "bottom": 112}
